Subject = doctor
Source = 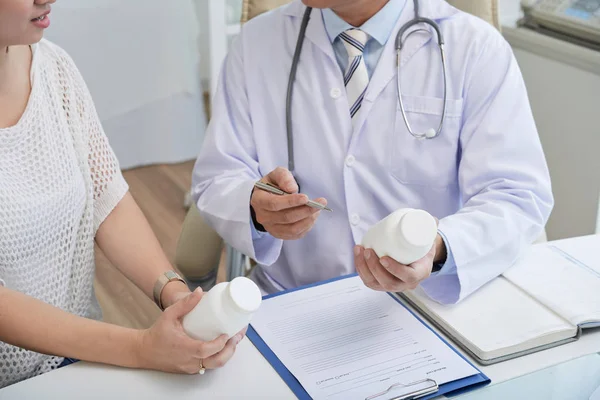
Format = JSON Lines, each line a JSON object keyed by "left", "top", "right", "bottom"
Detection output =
{"left": 192, "top": 0, "right": 553, "bottom": 304}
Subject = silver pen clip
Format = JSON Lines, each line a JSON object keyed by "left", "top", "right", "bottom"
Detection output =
{"left": 253, "top": 181, "right": 332, "bottom": 212}
{"left": 365, "top": 378, "right": 439, "bottom": 400}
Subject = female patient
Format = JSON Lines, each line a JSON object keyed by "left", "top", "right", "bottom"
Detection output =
{"left": 0, "top": 0, "right": 242, "bottom": 387}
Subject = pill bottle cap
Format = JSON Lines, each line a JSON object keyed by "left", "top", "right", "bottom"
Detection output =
{"left": 227, "top": 277, "right": 262, "bottom": 314}
{"left": 399, "top": 209, "right": 438, "bottom": 249}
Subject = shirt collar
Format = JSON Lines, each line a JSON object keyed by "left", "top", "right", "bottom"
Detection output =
{"left": 322, "top": 0, "right": 407, "bottom": 46}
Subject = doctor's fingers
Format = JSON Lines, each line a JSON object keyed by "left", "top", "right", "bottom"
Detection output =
{"left": 385, "top": 244, "right": 436, "bottom": 284}
{"left": 272, "top": 212, "right": 320, "bottom": 240}
{"left": 251, "top": 190, "right": 309, "bottom": 212}
{"left": 380, "top": 257, "right": 429, "bottom": 287}
{"left": 364, "top": 249, "right": 414, "bottom": 292}
{"left": 354, "top": 246, "right": 383, "bottom": 291}
{"left": 263, "top": 167, "right": 299, "bottom": 194}
{"left": 260, "top": 204, "right": 320, "bottom": 225}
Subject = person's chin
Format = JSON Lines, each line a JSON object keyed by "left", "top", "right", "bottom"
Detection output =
{"left": 24, "top": 31, "right": 45, "bottom": 46}
{"left": 301, "top": 0, "right": 335, "bottom": 8}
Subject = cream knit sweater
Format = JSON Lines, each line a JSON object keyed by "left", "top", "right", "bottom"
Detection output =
{"left": 0, "top": 39, "right": 128, "bottom": 387}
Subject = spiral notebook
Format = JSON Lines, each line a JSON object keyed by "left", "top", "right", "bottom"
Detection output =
{"left": 401, "top": 235, "right": 600, "bottom": 365}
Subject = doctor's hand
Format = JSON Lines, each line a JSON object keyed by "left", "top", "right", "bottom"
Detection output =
{"left": 354, "top": 235, "right": 446, "bottom": 293}
{"left": 250, "top": 167, "right": 327, "bottom": 240}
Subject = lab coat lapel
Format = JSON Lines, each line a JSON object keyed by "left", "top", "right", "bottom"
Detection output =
{"left": 284, "top": 3, "right": 338, "bottom": 67}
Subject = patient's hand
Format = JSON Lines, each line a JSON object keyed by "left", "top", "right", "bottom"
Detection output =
{"left": 137, "top": 288, "right": 245, "bottom": 374}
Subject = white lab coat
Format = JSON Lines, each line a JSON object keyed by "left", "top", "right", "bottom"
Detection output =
{"left": 192, "top": 0, "right": 553, "bottom": 303}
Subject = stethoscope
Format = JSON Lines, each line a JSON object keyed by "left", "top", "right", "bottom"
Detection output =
{"left": 285, "top": 0, "right": 447, "bottom": 186}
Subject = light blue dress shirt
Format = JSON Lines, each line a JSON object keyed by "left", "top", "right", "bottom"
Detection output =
{"left": 321, "top": 0, "right": 406, "bottom": 78}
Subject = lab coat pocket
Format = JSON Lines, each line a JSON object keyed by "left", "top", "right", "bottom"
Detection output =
{"left": 389, "top": 95, "right": 463, "bottom": 188}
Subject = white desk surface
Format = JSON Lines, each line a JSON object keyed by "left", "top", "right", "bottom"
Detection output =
{"left": 2, "top": 303, "right": 599, "bottom": 400}
{"left": 4, "top": 236, "right": 600, "bottom": 398}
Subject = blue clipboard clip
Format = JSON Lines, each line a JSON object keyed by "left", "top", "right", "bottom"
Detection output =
{"left": 365, "top": 378, "right": 439, "bottom": 400}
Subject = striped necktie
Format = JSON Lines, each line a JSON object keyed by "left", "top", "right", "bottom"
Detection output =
{"left": 340, "top": 28, "right": 370, "bottom": 122}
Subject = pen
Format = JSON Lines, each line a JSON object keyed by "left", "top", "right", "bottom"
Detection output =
{"left": 253, "top": 181, "right": 333, "bottom": 212}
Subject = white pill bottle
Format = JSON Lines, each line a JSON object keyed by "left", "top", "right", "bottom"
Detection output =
{"left": 361, "top": 208, "right": 438, "bottom": 265}
{"left": 182, "top": 277, "right": 262, "bottom": 341}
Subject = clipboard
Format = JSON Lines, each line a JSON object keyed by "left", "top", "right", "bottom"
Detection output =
{"left": 247, "top": 274, "right": 490, "bottom": 400}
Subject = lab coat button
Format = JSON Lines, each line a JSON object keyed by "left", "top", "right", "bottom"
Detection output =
{"left": 330, "top": 88, "right": 342, "bottom": 99}
{"left": 345, "top": 155, "right": 356, "bottom": 167}
{"left": 350, "top": 214, "right": 360, "bottom": 226}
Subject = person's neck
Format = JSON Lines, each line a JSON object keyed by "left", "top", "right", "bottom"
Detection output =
{"left": 332, "top": 0, "right": 389, "bottom": 27}
{"left": 0, "top": 45, "right": 12, "bottom": 92}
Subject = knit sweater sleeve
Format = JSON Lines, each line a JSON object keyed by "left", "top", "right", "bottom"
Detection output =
{"left": 50, "top": 42, "right": 129, "bottom": 232}
{"left": 85, "top": 100, "right": 129, "bottom": 233}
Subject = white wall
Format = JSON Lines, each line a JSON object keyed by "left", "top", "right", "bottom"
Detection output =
{"left": 498, "top": 0, "right": 524, "bottom": 26}
{"left": 195, "top": 0, "right": 212, "bottom": 94}
{"left": 503, "top": 26, "right": 600, "bottom": 240}
{"left": 45, "top": 0, "right": 207, "bottom": 169}
{"left": 499, "top": 0, "right": 600, "bottom": 238}
{"left": 516, "top": 49, "right": 600, "bottom": 240}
